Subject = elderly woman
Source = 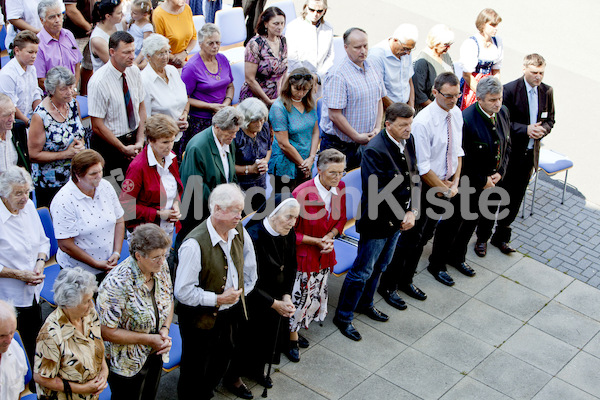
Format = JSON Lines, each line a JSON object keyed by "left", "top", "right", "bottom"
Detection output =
{"left": 120, "top": 114, "right": 183, "bottom": 237}
{"left": 180, "top": 23, "right": 234, "bottom": 157}
{"left": 0, "top": 94, "right": 29, "bottom": 173}
{"left": 413, "top": 24, "right": 455, "bottom": 114}
{"left": 234, "top": 97, "right": 271, "bottom": 209}
{"left": 34, "top": 267, "right": 108, "bottom": 400}
{"left": 239, "top": 7, "right": 288, "bottom": 106}
{"left": 152, "top": 0, "right": 197, "bottom": 68}
{"left": 50, "top": 150, "right": 125, "bottom": 281}
{"left": 29, "top": 66, "right": 86, "bottom": 208}
{"left": 459, "top": 8, "right": 503, "bottom": 110}
{"left": 97, "top": 223, "right": 173, "bottom": 400}
{"left": 268, "top": 68, "right": 319, "bottom": 193}
{"left": 288, "top": 149, "right": 346, "bottom": 362}
{"left": 35, "top": 0, "right": 83, "bottom": 91}
{"left": 141, "top": 34, "right": 190, "bottom": 137}
{"left": 0, "top": 166, "right": 50, "bottom": 364}
{"left": 242, "top": 195, "right": 298, "bottom": 386}
{"left": 90, "top": 0, "right": 123, "bottom": 72}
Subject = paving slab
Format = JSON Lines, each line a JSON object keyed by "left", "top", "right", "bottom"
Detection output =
{"left": 532, "top": 378, "right": 599, "bottom": 400}
{"left": 435, "top": 260, "right": 498, "bottom": 297}
{"left": 257, "top": 372, "right": 328, "bottom": 400}
{"left": 583, "top": 331, "right": 600, "bottom": 359}
{"left": 464, "top": 243, "right": 524, "bottom": 275}
{"left": 555, "top": 280, "right": 600, "bottom": 321}
{"left": 557, "top": 351, "right": 600, "bottom": 397}
{"left": 503, "top": 256, "right": 575, "bottom": 297}
{"left": 401, "top": 273, "right": 470, "bottom": 320}
{"left": 340, "top": 375, "right": 421, "bottom": 400}
{"left": 439, "top": 377, "right": 511, "bottom": 400}
{"left": 377, "top": 348, "right": 463, "bottom": 400}
{"left": 469, "top": 350, "right": 551, "bottom": 399}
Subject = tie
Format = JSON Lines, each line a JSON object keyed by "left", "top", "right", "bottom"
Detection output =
{"left": 122, "top": 73, "right": 136, "bottom": 131}
{"left": 527, "top": 88, "right": 538, "bottom": 149}
{"left": 445, "top": 113, "right": 453, "bottom": 180}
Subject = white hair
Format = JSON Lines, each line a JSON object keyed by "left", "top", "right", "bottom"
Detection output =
{"left": 209, "top": 183, "right": 245, "bottom": 214}
{"left": 392, "top": 23, "right": 418, "bottom": 43}
{"left": 426, "top": 24, "right": 454, "bottom": 48}
{"left": 38, "top": 0, "right": 63, "bottom": 19}
{"left": 0, "top": 166, "right": 32, "bottom": 198}
{"left": 0, "top": 300, "right": 17, "bottom": 323}
{"left": 142, "top": 33, "right": 170, "bottom": 57}
{"left": 237, "top": 98, "right": 268, "bottom": 130}
{"left": 53, "top": 267, "right": 98, "bottom": 308}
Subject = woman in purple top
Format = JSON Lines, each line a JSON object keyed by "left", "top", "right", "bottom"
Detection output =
{"left": 179, "top": 23, "right": 233, "bottom": 157}
{"left": 239, "top": 6, "right": 287, "bottom": 106}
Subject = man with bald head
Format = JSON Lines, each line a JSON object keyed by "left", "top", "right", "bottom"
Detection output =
{"left": 0, "top": 300, "right": 29, "bottom": 400}
{"left": 319, "top": 27, "right": 385, "bottom": 170}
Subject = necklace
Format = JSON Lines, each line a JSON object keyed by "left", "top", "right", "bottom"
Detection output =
{"left": 50, "top": 100, "right": 67, "bottom": 121}
{"left": 291, "top": 98, "right": 303, "bottom": 103}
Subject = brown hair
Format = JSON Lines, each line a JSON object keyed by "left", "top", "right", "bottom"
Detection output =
{"left": 255, "top": 6, "right": 286, "bottom": 36}
{"left": 71, "top": 149, "right": 105, "bottom": 182}
{"left": 13, "top": 30, "right": 39, "bottom": 50}
{"left": 279, "top": 67, "right": 315, "bottom": 113}
{"left": 475, "top": 8, "right": 502, "bottom": 33}
{"left": 300, "top": 0, "right": 327, "bottom": 21}
{"left": 145, "top": 114, "right": 179, "bottom": 142}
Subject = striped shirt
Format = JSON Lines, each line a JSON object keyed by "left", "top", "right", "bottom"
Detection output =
{"left": 88, "top": 61, "right": 145, "bottom": 137}
{"left": 320, "top": 57, "right": 386, "bottom": 143}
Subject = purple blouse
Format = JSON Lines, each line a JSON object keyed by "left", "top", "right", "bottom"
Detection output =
{"left": 239, "top": 35, "right": 288, "bottom": 102}
{"left": 181, "top": 52, "right": 233, "bottom": 119}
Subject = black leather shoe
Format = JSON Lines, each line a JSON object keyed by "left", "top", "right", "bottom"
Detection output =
{"left": 333, "top": 318, "right": 362, "bottom": 341}
{"left": 226, "top": 382, "right": 253, "bottom": 399}
{"left": 452, "top": 262, "right": 476, "bottom": 277}
{"left": 297, "top": 334, "right": 309, "bottom": 349}
{"left": 377, "top": 287, "right": 407, "bottom": 310}
{"left": 284, "top": 343, "right": 300, "bottom": 363}
{"left": 491, "top": 240, "right": 516, "bottom": 254}
{"left": 474, "top": 241, "right": 487, "bottom": 257}
{"left": 399, "top": 283, "right": 427, "bottom": 301}
{"left": 359, "top": 307, "right": 389, "bottom": 322}
{"left": 254, "top": 374, "right": 273, "bottom": 389}
{"left": 427, "top": 266, "right": 455, "bottom": 286}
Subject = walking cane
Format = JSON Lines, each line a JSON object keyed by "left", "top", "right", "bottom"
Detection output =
{"left": 262, "top": 314, "right": 282, "bottom": 398}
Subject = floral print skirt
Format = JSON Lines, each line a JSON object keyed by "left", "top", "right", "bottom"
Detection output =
{"left": 289, "top": 268, "right": 329, "bottom": 332}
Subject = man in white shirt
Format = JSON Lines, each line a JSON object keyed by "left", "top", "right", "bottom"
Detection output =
{"left": 175, "top": 183, "right": 257, "bottom": 400}
{"left": 0, "top": 300, "right": 29, "bottom": 400}
{"left": 88, "top": 31, "right": 146, "bottom": 183}
{"left": 368, "top": 23, "right": 418, "bottom": 110}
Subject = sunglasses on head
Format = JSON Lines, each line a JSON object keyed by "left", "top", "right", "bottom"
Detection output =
{"left": 289, "top": 73, "right": 313, "bottom": 82}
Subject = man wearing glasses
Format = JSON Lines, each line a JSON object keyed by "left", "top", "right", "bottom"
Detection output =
{"left": 369, "top": 23, "right": 418, "bottom": 110}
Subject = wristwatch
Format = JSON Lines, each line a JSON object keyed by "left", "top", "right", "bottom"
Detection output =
{"left": 443, "top": 188, "right": 452, "bottom": 198}
{"left": 411, "top": 209, "right": 419, "bottom": 218}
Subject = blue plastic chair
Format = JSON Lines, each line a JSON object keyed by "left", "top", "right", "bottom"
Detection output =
{"left": 332, "top": 238, "right": 357, "bottom": 275}
{"left": 119, "top": 238, "right": 130, "bottom": 263}
{"left": 332, "top": 36, "right": 345, "bottom": 68}
{"left": 230, "top": 61, "right": 245, "bottom": 105}
{"left": 215, "top": 7, "right": 245, "bottom": 47}
{"left": 189, "top": 15, "right": 206, "bottom": 55}
{"left": 0, "top": 25, "right": 6, "bottom": 52}
{"left": 40, "top": 263, "right": 61, "bottom": 306}
{"left": 270, "top": 0, "right": 296, "bottom": 32}
{"left": 37, "top": 207, "right": 59, "bottom": 258}
{"left": 162, "top": 323, "right": 182, "bottom": 372}
{"left": 76, "top": 95, "right": 88, "bottom": 119}
{"left": 13, "top": 331, "right": 32, "bottom": 385}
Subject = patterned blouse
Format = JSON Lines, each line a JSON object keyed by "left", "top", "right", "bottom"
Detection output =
{"left": 34, "top": 307, "right": 105, "bottom": 400}
{"left": 30, "top": 99, "right": 85, "bottom": 189}
{"left": 239, "top": 35, "right": 288, "bottom": 102}
{"left": 97, "top": 256, "right": 173, "bottom": 377}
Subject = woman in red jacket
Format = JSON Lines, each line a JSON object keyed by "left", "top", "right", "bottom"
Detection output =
{"left": 287, "top": 148, "right": 347, "bottom": 362}
{"left": 120, "top": 114, "right": 183, "bottom": 237}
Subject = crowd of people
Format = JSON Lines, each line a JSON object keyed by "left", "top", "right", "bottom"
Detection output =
{"left": 0, "top": 0, "right": 557, "bottom": 399}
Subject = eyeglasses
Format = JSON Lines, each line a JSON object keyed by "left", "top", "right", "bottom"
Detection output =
{"left": 325, "top": 170, "right": 346, "bottom": 178}
{"left": 307, "top": 7, "right": 325, "bottom": 13}
{"left": 398, "top": 43, "right": 414, "bottom": 54}
{"left": 205, "top": 41, "right": 221, "bottom": 47}
{"left": 441, "top": 42, "right": 453, "bottom": 47}
{"left": 289, "top": 73, "right": 313, "bottom": 82}
{"left": 438, "top": 92, "right": 462, "bottom": 99}
{"left": 147, "top": 253, "right": 168, "bottom": 263}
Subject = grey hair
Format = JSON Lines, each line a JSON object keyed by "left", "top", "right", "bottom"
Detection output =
{"left": 0, "top": 93, "right": 13, "bottom": 113}
{"left": 197, "top": 23, "right": 220, "bottom": 44}
{"left": 38, "top": 0, "right": 62, "bottom": 19}
{"left": 0, "top": 166, "right": 32, "bottom": 198}
{"left": 426, "top": 24, "right": 454, "bottom": 48}
{"left": 53, "top": 267, "right": 98, "bottom": 308}
{"left": 392, "top": 23, "right": 418, "bottom": 43}
{"left": 237, "top": 98, "right": 268, "bottom": 130}
{"left": 45, "top": 66, "right": 75, "bottom": 96}
{"left": 317, "top": 148, "right": 346, "bottom": 171}
{"left": 476, "top": 76, "right": 503, "bottom": 99}
{"left": 142, "top": 33, "right": 170, "bottom": 57}
{"left": 0, "top": 299, "right": 17, "bottom": 323}
{"left": 209, "top": 183, "right": 245, "bottom": 214}
{"left": 130, "top": 223, "right": 171, "bottom": 259}
{"left": 212, "top": 106, "right": 245, "bottom": 131}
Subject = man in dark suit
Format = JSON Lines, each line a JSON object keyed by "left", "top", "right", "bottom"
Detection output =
{"left": 333, "top": 102, "right": 420, "bottom": 341}
{"left": 475, "top": 54, "right": 555, "bottom": 255}
{"left": 427, "top": 76, "right": 511, "bottom": 285}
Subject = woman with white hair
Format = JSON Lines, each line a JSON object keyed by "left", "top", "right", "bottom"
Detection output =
{"left": 28, "top": 66, "right": 86, "bottom": 207}
{"left": 234, "top": 97, "right": 271, "bottom": 209}
{"left": 34, "top": 267, "right": 108, "bottom": 400}
{"left": 0, "top": 166, "right": 50, "bottom": 364}
{"left": 141, "top": 34, "right": 190, "bottom": 137}
{"left": 413, "top": 24, "right": 455, "bottom": 114}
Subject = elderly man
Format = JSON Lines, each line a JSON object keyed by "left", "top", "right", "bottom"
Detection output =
{"left": 333, "top": 103, "right": 419, "bottom": 341}
{"left": 369, "top": 23, "right": 418, "bottom": 110}
{"left": 379, "top": 72, "right": 463, "bottom": 305}
{"left": 319, "top": 27, "right": 385, "bottom": 170}
{"left": 34, "top": 0, "right": 83, "bottom": 91}
{"left": 0, "top": 94, "right": 29, "bottom": 173}
{"left": 175, "top": 183, "right": 257, "bottom": 400}
{"left": 88, "top": 31, "right": 146, "bottom": 181}
{"left": 475, "top": 53, "right": 555, "bottom": 256}
{"left": 427, "top": 76, "right": 510, "bottom": 286}
{"left": 0, "top": 300, "right": 28, "bottom": 400}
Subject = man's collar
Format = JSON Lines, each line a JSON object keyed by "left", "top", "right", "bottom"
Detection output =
{"left": 212, "top": 131, "right": 231, "bottom": 154}
{"left": 523, "top": 77, "right": 538, "bottom": 93}
{"left": 385, "top": 130, "right": 406, "bottom": 152}
{"left": 207, "top": 216, "right": 238, "bottom": 247}
{"left": 476, "top": 102, "right": 495, "bottom": 120}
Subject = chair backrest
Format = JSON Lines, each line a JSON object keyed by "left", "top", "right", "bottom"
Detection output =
{"left": 270, "top": 0, "right": 297, "bottom": 24}
{"left": 0, "top": 25, "right": 6, "bottom": 52}
{"left": 316, "top": 97, "right": 324, "bottom": 137}
{"left": 37, "top": 207, "right": 59, "bottom": 258}
{"left": 341, "top": 167, "right": 362, "bottom": 221}
{"left": 76, "top": 95, "right": 89, "bottom": 119}
{"left": 230, "top": 61, "right": 245, "bottom": 105}
{"left": 214, "top": 7, "right": 246, "bottom": 47}
{"left": 193, "top": 14, "right": 206, "bottom": 32}
{"left": 332, "top": 36, "right": 346, "bottom": 68}
{"left": 13, "top": 331, "right": 33, "bottom": 386}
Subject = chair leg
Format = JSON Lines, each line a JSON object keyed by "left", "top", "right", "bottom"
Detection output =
{"left": 561, "top": 170, "right": 569, "bottom": 204}
{"left": 521, "top": 184, "right": 527, "bottom": 218}
{"left": 530, "top": 170, "right": 540, "bottom": 216}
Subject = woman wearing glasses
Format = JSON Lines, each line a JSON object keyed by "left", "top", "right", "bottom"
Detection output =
{"left": 268, "top": 68, "right": 319, "bottom": 193}
{"left": 285, "top": 148, "right": 347, "bottom": 362}
{"left": 97, "top": 223, "right": 174, "bottom": 400}
{"left": 413, "top": 24, "right": 455, "bottom": 115}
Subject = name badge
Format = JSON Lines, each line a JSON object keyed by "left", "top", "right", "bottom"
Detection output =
{"left": 541, "top": 112, "right": 548, "bottom": 119}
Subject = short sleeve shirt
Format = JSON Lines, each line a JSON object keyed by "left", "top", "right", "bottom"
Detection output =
{"left": 0, "top": 58, "right": 43, "bottom": 119}
{"left": 368, "top": 40, "right": 414, "bottom": 104}
{"left": 34, "top": 28, "right": 83, "bottom": 78}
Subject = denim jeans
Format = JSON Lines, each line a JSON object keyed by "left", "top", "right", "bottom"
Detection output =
{"left": 189, "top": 0, "right": 222, "bottom": 23}
{"left": 335, "top": 230, "right": 401, "bottom": 323}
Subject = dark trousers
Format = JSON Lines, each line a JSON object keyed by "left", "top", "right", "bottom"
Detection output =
{"left": 108, "top": 353, "right": 163, "bottom": 400}
{"left": 34, "top": 186, "right": 61, "bottom": 208}
{"left": 178, "top": 304, "right": 243, "bottom": 400}
{"left": 243, "top": 0, "right": 267, "bottom": 45}
{"left": 16, "top": 299, "right": 42, "bottom": 366}
{"left": 320, "top": 133, "right": 362, "bottom": 171}
{"left": 90, "top": 131, "right": 137, "bottom": 185}
{"left": 477, "top": 150, "right": 534, "bottom": 243}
